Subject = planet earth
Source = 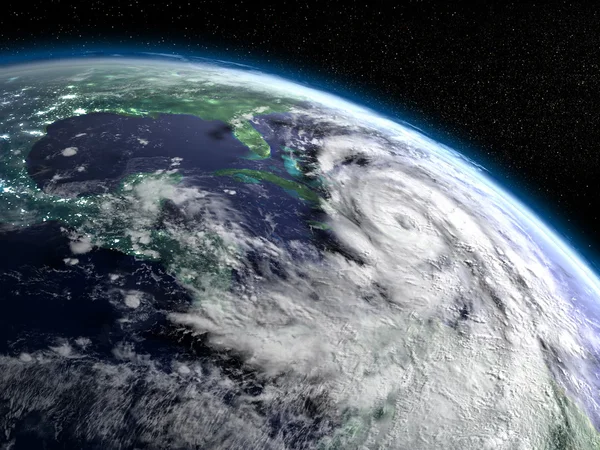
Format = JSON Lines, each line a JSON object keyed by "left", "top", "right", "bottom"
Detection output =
{"left": 0, "top": 54, "right": 599, "bottom": 450}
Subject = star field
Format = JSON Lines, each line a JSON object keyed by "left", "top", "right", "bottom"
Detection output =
{"left": 1, "top": 0, "right": 600, "bottom": 265}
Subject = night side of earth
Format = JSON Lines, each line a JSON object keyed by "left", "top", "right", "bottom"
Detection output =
{"left": 0, "top": 56, "right": 599, "bottom": 450}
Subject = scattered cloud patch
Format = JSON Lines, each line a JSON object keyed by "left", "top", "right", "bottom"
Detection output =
{"left": 62, "top": 147, "right": 78, "bottom": 157}
{"left": 123, "top": 290, "right": 143, "bottom": 309}
{"left": 50, "top": 342, "right": 73, "bottom": 357}
{"left": 75, "top": 337, "right": 91, "bottom": 349}
{"left": 69, "top": 236, "right": 93, "bottom": 254}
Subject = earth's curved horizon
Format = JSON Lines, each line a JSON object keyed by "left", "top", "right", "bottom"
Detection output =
{"left": 0, "top": 55, "right": 599, "bottom": 449}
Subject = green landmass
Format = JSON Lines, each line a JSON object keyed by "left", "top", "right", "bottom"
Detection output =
{"left": 0, "top": 170, "right": 234, "bottom": 292}
{"left": 231, "top": 120, "right": 271, "bottom": 158}
{"left": 215, "top": 168, "right": 321, "bottom": 203}
{"left": 60, "top": 66, "right": 301, "bottom": 158}
{"left": 545, "top": 380, "right": 600, "bottom": 450}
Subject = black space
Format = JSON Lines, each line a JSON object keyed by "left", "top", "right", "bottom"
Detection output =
{"left": 2, "top": 1, "right": 599, "bottom": 267}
